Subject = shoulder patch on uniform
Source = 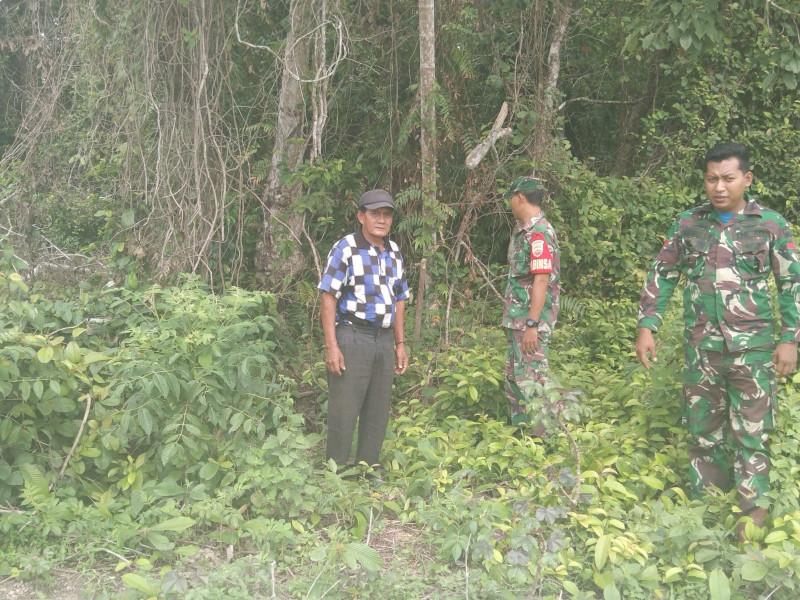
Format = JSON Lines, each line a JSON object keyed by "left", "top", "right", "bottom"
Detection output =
{"left": 529, "top": 232, "right": 552, "bottom": 274}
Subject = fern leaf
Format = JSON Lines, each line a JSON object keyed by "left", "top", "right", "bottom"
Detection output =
{"left": 20, "top": 463, "right": 52, "bottom": 505}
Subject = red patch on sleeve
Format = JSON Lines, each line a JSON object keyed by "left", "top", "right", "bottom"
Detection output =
{"left": 788, "top": 242, "right": 796, "bottom": 249}
{"left": 529, "top": 232, "right": 553, "bottom": 274}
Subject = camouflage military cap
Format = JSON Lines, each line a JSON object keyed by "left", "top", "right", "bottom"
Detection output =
{"left": 503, "top": 176, "right": 545, "bottom": 199}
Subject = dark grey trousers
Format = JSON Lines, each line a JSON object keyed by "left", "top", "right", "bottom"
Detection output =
{"left": 326, "top": 323, "right": 395, "bottom": 466}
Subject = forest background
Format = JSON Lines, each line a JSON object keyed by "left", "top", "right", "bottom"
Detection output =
{"left": 2, "top": 0, "right": 800, "bottom": 599}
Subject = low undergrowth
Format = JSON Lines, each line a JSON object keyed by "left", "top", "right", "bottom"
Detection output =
{"left": 3, "top": 238, "right": 800, "bottom": 599}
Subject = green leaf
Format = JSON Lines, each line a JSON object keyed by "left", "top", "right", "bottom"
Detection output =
{"left": 709, "top": 568, "right": 730, "bottom": 600}
{"left": 639, "top": 564, "right": 659, "bottom": 582}
{"left": 84, "top": 351, "right": 111, "bottom": 365}
{"left": 199, "top": 461, "right": 219, "bottom": 480}
{"left": 764, "top": 530, "right": 788, "bottom": 544}
{"left": 384, "top": 500, "right": 402, "bottom": 515}
{"left": 139, "top": 408, "right": 153, "bottom": 435}
{"left": 148, "top": 533, "right": 174, "bottom": 551}
{"left": 350, "top": 511, "right": 367, "bottom": 540}
{"left": 594, "top": 570, "right": 615, "bottom": 589}
{"left": 121, "top": 210, "right": 135, "bottom": 228}
{"left": 122, "top": 573, "right": 156, "bottom": 595}
{"left": 229, "top": 412, "right": 245, "bottom": 433}
{"left": 640, "top": 475, "right": 665, "bottom": 490}
{"left": 154, "top": 480, "right": 185, "bottom": 497}
{"left": 603, "top": 583, "right": 621, "bottom": 600}
{"left": 65, "top": 341, "right": 82, "bottom": 363}
{"left": 694, "top": 547, "right": 719, "bottom": 563}
{"left": 562, "top": 581, "right": 580, "bottom": 596}
{"left": 595, "top": 535, "right": 611, "bottom": 570}
{"left": 20, "top": 463, "right": 50, "bottom": 499}
{"left": 198, "top": 353, "right": 212, "bottom": 368}
{"left": 154, "top": 373, "right": 170, "bottom": 399}
{"left": 310, "top": 546, "right": 327, "bottom": 562}
{"left": 175, "top": 545, "right": 199, "bottom": 556}
{"left": 11, "top": 255, "right": 30, "bottom": 270}
{"left": 149, "top": 516, "right": 196, "bottom": 533}
{"left": 51, "top": 397, "right": 76, "bottom": 412}
{"left": 343, "top": 542, "right": 383, "bottom": 571}
{"left": 741, "top": 560, "right": 768, "bottom": 581}
{"left": 37, "top": 346, "right": 54, "bottom": 364}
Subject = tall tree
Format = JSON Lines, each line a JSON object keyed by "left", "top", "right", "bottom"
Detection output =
{"left": 414, "top": 0, "right": 437, "bottom": 338}
{"left": 254, "top": 0, "right": 313, "bottom": 281}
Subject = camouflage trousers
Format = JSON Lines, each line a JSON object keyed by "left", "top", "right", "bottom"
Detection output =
{"left": 505, "top": 328, "right": 549, "bottom": 429}
{"left": 683, "top": 345, "right": 777, "bottom": 514}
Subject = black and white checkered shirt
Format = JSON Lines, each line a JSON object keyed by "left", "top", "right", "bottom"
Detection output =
{"left": 319, "top": 229, "right": 409, "bottom": 328}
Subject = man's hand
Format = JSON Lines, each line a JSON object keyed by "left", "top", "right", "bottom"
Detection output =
{"left": 521, "top": 326, "right": 539, "bottom": 354}
{"left": 395, "top": 344, "right": 408, "bottom": 375}
{"left": 325, "top": 345, "right": 346, "bottom": 376}
{"left": 773, "top": 342, "right": 798, "bottom": 377}
{"left": 635, "top": 327, "right": 657, "bottom": 369}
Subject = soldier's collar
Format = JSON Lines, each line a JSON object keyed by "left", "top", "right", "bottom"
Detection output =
{"left": 699, "top": 194, "right": 761, "bottom": 217}
{"left": 519, "top": 213, "right": 543, "bottom": 230}
{"left": 742, "top": 196, "right": 762, "bottom": 216}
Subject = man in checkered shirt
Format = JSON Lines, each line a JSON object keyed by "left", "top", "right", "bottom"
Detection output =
{"left": 319, "top": 189, "right": 409, "bottom": 470}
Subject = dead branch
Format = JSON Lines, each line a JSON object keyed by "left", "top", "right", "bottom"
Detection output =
{"left": 54, "top": 395, "right": 92, "bottom": 487}
{"left": 557, "top": 96, "right": 639, "bottom": 112}
{"left": 465, "top": 102, "right": 513, "bottom": 170}
{"left": 458, "top": 241, "right": 503, "bottom": 301}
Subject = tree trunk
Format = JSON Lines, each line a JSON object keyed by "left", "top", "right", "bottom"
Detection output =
{"left": 255, "top": 0, "right": 313, "bottom": 281}
{"left": 612, "top": 50, "right": 664, "bottom": 177}
{"left": 414, "top": 0, "right": 437, "bottom": 340}
{"left": 531, "top": 0, "right": 573, "bottom": 157}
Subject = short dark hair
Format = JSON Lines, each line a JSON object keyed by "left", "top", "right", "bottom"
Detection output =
{"left": 520, "top": 189, "right": 544, "bottom": 206}
{"left": 704, "top": 142, "right": 750, "bottom": 173}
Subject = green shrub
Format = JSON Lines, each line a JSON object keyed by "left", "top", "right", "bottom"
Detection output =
{"left": 0, "top": 243, "right": 295, "bottom": 506}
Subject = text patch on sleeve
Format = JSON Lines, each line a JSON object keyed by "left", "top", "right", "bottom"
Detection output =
{"left": 529, "top": 233, "right": 553, "bottom": 274}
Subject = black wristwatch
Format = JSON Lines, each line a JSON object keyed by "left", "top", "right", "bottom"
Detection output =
{"left": 525, "top": 318, "right": 539, "bottom": 328}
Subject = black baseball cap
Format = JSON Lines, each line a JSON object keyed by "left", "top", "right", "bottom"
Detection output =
{"left": 358, "top": 189, "right": 395, "bottom": 211}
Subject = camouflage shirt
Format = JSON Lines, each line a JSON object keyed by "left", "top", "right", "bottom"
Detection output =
{"left": 503, "top": 214, "right": 560, "bottom": 336}
{"left": 638, "top": 197, "right": 800, "bottom": 351}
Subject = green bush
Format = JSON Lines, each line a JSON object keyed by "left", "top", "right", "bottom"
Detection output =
{"left": 0, "top": 242, "right": 295, "bottom": 505}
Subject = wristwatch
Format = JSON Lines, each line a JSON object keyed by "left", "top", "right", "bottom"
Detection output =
{"left": 525, "top": 318, "right": 540, "bottom": 328}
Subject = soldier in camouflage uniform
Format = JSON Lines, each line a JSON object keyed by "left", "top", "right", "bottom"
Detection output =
{"left": 636, "top": 142, "right": 800, "bottom": 539}
{"left": 502, "top": 176, "right": 560, "bottom": 432}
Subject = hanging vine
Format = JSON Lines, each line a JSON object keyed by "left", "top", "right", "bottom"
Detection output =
{"left": 0, "top": 0, "right": 276, "bottom": 286}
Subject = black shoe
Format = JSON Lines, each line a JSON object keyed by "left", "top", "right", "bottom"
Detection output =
{"left": 362, "top": 465, "right": 386, "bottom": 485}
{"left": 364, "top": 472, "right": 385, "bottom": 485}
{"left": 335, "top": 464, "right": 359, "bottom": 480}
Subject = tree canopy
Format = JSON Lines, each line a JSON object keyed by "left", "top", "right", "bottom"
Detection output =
{"left": 1, "top": 0, "right": 797, "bottom": 300}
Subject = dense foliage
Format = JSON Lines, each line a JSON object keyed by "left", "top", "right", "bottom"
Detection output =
{"left": 1, "top": 0, "right": 798, "bottom": 295}
{"left": 2, "top": 0, "right": 800, "bottom": 598}
{"left": 4, "top": 235, "right": 800, "bottom": 599}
